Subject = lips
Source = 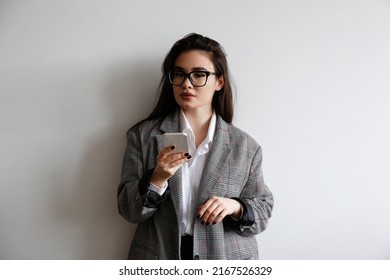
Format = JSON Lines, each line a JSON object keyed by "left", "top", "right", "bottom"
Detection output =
{"left": 180, "top": 92, "right": 195, "bottom": 100}
{"left": 180, "top": 92, "right": 195, "bottom": 97}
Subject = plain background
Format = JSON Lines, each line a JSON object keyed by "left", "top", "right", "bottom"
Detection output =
{"left": 1, "top": 0, "right": 389, "bottom": 259}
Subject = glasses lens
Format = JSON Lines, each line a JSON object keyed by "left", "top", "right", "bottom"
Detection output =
{"left": 189, "top": 71, "right": 207, "bottom": 87}
{"left": 170, "top": 70, "right": 185, "bottom": 86}
{"left": 169, "top": 70, "right": 209, "bottom": 87}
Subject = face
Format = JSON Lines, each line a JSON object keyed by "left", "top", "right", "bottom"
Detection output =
{"left": 172, "top": 50, "right": 224, "bottom": 114}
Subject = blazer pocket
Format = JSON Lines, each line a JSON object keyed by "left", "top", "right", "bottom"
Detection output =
{"left": 224, "top": 234, "right": 259, "bottom": 260}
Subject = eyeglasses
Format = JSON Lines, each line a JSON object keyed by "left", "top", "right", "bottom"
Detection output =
{"left": 168, "top": 69, "right": 217, "bottom": 87}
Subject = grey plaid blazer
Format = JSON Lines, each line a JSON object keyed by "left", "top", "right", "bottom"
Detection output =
{"left": 117, "top": 110, "right": 273, "bottom": 260}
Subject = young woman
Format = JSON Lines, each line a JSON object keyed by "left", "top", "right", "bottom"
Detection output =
{"left": 117, "top": 33, "right": 274, "bottom": 260}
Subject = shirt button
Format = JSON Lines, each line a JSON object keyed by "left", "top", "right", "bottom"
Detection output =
{"left": 193, "top": 253, "right": 200, "bottom": 260}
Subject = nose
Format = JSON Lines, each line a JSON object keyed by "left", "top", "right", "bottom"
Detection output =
{"left": 181, "top": 75, "right": 193, "bottom": 88}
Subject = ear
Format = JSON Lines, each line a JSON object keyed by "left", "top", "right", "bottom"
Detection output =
{"left": 215, "top": 75, "right": 224, "bottom": 91}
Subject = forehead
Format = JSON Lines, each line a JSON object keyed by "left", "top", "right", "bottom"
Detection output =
{"left": 174, "top": 50, "right": 214, "bottom": 70}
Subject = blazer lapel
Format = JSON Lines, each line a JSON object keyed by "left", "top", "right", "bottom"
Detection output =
{"left": 156, "top": 110, "right": 181, "bottom": 152}
{"left": 197, "top": 116, "right": 232, "bottom": 205}
{"left": 156, "top": 111, "right": 184, "bottom": 231}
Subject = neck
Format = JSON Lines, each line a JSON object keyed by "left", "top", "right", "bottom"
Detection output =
{"left": 183, "top": 108, "right": 212, "bottom": 132}
{"left": 182, "top": 108, "right": 213, "bottom": 147}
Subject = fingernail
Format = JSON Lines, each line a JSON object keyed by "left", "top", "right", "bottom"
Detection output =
{"left": 201, "top": 221, "right": 205, "bottom": 225}
{"left": 197, "top": 214, "right": 201, "bottom": 219}
{"left": 187, "top": 155, "right": 192, "bottom": 159}
{"left": 171, "top": 146, "right": 175, "bottom": 150}
{"left": 184, "top": 153, "right": 189, "bottom": 157}
{"left": 206, "top": 222, "right": 210, "bottom": 226}
{"left": 212, "top": 222, "right": 216, "bottom": 225}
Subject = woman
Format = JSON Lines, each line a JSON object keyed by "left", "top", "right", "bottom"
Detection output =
{"left": 117, "top": 33, "right": 273, "bottom": 260}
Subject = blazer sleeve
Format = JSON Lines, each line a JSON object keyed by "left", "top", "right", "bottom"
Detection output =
{"left": 234, "top": 145, "right": 274, "bottom": 237}
{"left": 117, "top": 125, "right": 168, "bottom": 223}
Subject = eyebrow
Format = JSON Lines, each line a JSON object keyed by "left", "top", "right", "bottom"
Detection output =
{"left": 173, "top": 66, "right": 209, "bottom": 72}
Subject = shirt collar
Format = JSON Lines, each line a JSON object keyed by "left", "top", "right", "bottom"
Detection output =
{"left": 179, "top": 110, "right": 216, "bottom": 154}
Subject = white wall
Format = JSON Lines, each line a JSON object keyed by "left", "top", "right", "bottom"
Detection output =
{"left": 1, "top": 0, "right": 389, "bottom": 259}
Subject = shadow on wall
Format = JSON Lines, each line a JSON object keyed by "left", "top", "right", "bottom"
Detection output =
{"left": 54, "top": 56, "right": 161, "bottom": 259}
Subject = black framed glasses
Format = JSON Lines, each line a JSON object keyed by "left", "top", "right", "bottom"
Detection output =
{"left": 168, "top": 69, "right": 217, "bottom": 87}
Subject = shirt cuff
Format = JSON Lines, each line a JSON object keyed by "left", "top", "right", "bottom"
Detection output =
{"left": 230, "top": 197, "right": 255, "bottom": 227}
{"left": 149, "top": 182, "right": 168, "bottom": 196}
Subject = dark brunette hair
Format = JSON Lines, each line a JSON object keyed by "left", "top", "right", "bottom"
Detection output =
{"left": 144, "top": 33, "right": 235, "bottom": 124}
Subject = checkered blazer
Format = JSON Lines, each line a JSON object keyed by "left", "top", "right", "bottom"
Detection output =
{"left": 118, "top": 110, "right": 274, "bottom": 260}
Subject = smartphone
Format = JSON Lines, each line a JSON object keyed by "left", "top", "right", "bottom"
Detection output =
{"left": 162, "top": 133, "right": 189, "bottom": 154}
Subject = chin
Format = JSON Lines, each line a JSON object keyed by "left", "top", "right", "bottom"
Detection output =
{"left": 177, "top": 101, "right": 195, "bottom": 110}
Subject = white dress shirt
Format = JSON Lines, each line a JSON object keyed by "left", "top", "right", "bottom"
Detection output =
{"left": 149, "top": 109, "right": 216, "bottom": 236}
{"left": 180, "top": 110, "right": 216, "bottom": 235}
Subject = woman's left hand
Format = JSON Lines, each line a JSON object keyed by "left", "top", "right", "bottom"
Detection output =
{"left": 197, "top": 197, "right": 242, "bottom": 225}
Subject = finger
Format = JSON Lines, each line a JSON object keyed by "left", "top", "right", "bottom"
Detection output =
{"left": 161, "top": 147, "right": 190, "bottom": 160}
{"left": 155, "top": 153, "right": 191, "bottom": 180}
{"left": 208, "top": 208, "right": 229, "bottom": 225}
{"left": 165, "top": 153, "right": 191, "bottom": 167}
{"left": 204, "top": 204, "right": 226, "bottom": 225}
{"left": 160, "top": 152, "right": 191, "bottom": 164}
{"left": 158, "top": 145, "right": 177, "bottom": 159}
{"left": 197, "top": 196, "right": 218, "bottom": 217}
{"left": 198, "top": 198, "right": 221, "bottom": 224}
{"left": 158, "top": 152, "right": 189, "bottom": 169}
{"left": 170, "top": 152, "right": 190, "bottom": 161}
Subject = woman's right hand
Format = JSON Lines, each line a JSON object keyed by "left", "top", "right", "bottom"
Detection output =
{"left": 150, "top": 146, "right": 191, "bottom": 188}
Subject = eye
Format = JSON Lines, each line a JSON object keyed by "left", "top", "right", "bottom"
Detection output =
{"left": 192, "top": 71, "right": 207, "bottom": 78}
{"left": 173, "top": 71, "right": 185, "bottom": 78}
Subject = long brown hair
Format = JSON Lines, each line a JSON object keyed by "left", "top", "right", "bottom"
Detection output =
{"left": 141, "top": 33, "right": 235, "bottom": 126}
